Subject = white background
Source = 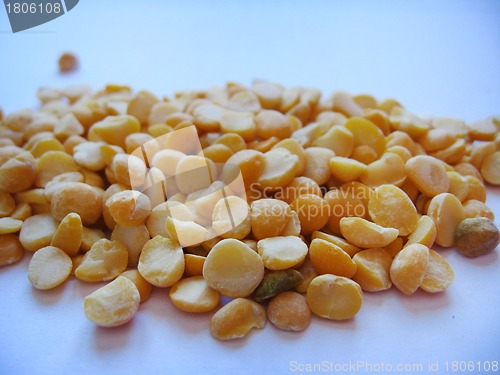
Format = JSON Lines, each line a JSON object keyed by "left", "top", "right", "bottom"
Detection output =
{"left": 0, "top": 1, "right": 499, "bottom": 374}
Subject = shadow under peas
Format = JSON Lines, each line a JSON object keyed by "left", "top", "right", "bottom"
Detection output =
{"left": 461, "top": 249, "right": 498, "bottom": 266}
{"left": 30, "top": 281, "right": 66, "bottom": 305}
{"left": 398, "top": 288, "right": 451, "bottom": 314}
{"left": 142, "top": 287, "right": 212, "bottom": 336}
{"left": 92, "top": 319, "right": 136, "bottom": 352}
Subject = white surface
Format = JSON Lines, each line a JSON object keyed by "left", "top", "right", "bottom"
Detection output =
{"left": 1, "top": 1, "right": 500, "bottom": 374}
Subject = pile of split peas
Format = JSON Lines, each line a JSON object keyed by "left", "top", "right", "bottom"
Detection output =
{"left": 0, "top": 80, "right": 499, "bottom": 341}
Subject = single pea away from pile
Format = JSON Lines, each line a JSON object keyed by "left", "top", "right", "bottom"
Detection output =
{"left": 1, "top": 81, "right": 499, "bottom": 340}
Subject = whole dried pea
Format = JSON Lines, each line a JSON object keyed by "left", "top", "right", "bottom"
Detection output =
{"left": 267, "top": 291, "right": 311, "bottom": 331}
{"left": 454, "top": 217, "right": 500, "bottom": 257}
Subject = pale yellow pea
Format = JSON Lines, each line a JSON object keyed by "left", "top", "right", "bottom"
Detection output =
{"left": 51, "top": 182, "right": 102, "bottom": 225}
{"left": 221, "top": 149, "right": 265, "bottom": 188}
{"left": 220, "top": 110, "right": 256, "bottom": 141}
{"left": 0, "top": 234, "right": 24, "bottom": 266}
{"left": 344, "top": 117, "right": 386, "bottom": 157}
{"left": 303, "top": 147, "right": 335, "bottom": 185}
{"left": 192, "top": 103, "right": 226, "bottom": 132}
{"left": 309, "top": 238, "right": 357, "bottom": 278}
{"left": 419, "top": 128, "right": 456, "bottom": 152}
{"left": 255, "top": 110, "right": 292, "bottom": 139}
{"left": 277, "top": 176, "right": 323, "bottom": 204}
{"left": 360, "top": 153, "right": 406, "bottom": 188}
{"left": 295, "top": 257, "right": 318, "bottom": 293}
{"left": 212, "top": 196, "right": 251, "bottom": 240}
{"left": 72, "top": 142, "right": 105, "bottom": 171}
{"left": 257, "top": 236, "right": 308, "bottom": 270}
{"left": 19, "top": 213, "right": 58, "bottom": 252}
{"left": 427, "top": 193, "right": 464, "bottom": 247}
{"left": 138, "top": 236, "right": 185, "bottom": 287}
{"left": 0, "top": 151, "right": 37, "bottom": 193}
{"left": 258, "top": 148, "right": 299, "bottom": 190}
{"left": 390, "top": 243, "right": 430, "bottom": 295}
{"left": 312, "top": 125, "right": 354, "bottom": 157}
{"left": 0, "top": 191, "right": 15, "bottom": 218}
{"left": 44, "top": 171, "right": 85, "bottom": 200}
{"left": 120, "top": 269, "right": 153, "bottom": 303}
{"left": 432, "top": 117, "right": 468, "bottom": 138}
{"left": 406, "top": 215, "right": 437, "bottom": 248}
{"left": 252, "top": 80, "right": 283, "bottom": 109}
{"left": 213, "top": 133, "right": 247, "bottom": 153}
{"left": 53, "top": 113, "right": 84, "bottom": 140}
{"left": 30, "top": 138, "right": 65, "bottom": 158}
{"left": 175, "top": 155, "right": 217, "bottom": 195}
{"left": 90, "top": 113, "right": 140, "bottom": 147}
{"left": 462, "top": 199, "right": 495, "bottom": 220}
{"left": 79, "top": 227, "right": 105, "bottom": 253}
{"left": 151, "top": 149, "right": 186, "bottom": 177}
{"left": 389, "top": 107, "right": 430, "bottom": 139}
{"left": 385, "top": 145, "right": 413, "bottom": 163}
{"left": 202, "top": 143, "right": 234, "bottom": 164}
{"left": 481, "top": 151, "right": 500, "bottom": 185}
{"left": 386, "top": 130, "right": 419, "bottom": 155}
{"left": 184, "top": 254, "right": 206, "bottom": 277}
{"left": 149, "top": 101, "right": 184, "bottom": 126}
{"left": 166, "top": 218, "right": 208, "bottom": 247}
{"left": 306, "top": 274, "right": 363, "bottom": 320}
{"left": 267, "top": 291, "right": 311, "bottom": 331}
{"left": 210, "top": 298, "right": 266, "bottom": 340}
{"left": 405, "top": 155, "right": 450, "bottom": 197}
{"left": 340, "top": 217, "right": 399, "bottom": 248}
{"left": 351, "top": 145, "right": 378, "bottom": 164}
{"left": 84, "top": 276, "right": 140, "bottom": 327}
{"left": 332, "top": 91, "right": 363, "bottom": 117}
{"left": 127, "top": 90, "right": 159, "bottom": 125}
{"left": 203, "top": 238, "right": 264, "bottom": 297}
{"left": 106, "top": 190, "right": 151, "bottom": 227}
{"left": 250, "top": 199, "right": 292, "bottom": 240}
{"left": 384, "top": 237, "right": 404, "bottom": 258}
{"left": 75, "top": 239, "right": 128, "bottom": 282}
{"left": 248, "top": 136, "right": 281, "bottom": 153}
{"left": 469, "top": 141, "right": 496, "bottom": 170}
{"left": 368, "top": 184, "right": 419, "bottom": 236}
{"left": 323, "top": 188, "right": 367, "bottom": 236}
{"left": 169, "top": 276, "right": 220, "bottom": 313}
{"left": 272, "top": 138, "right": 306, "bottom": 175}
{"left": 28, "top": 246, "right": 72, "bottom": 290}
{"left": 111, "top": 224, "right": 150, "bottom": 267}
{"left": 291, "top": 121, "right": 328, "bottom": 147}
{"left": 363, "top": 109, "right": 391, "bottom": 135}
{"left": 352, "top": 248, "right": 393, "bottom": 292}
{"left": 464, "top": 175, "right": 487, "bottom": 202}
{"left": 50, "top": 213, "right": 83, "bottom": 257}
{"left": 446, "top": 171, "right": 469, "bottom": 202}
{"left": 35, "top": 150, "right": 79, "bottom": 187}
{"left": 281, "top": 210, "right": 301, "bottom": 236}
{"left": 329, "top": 156, "right": 366, "bottom": 183}
{"left": 311, "top": 231, "right": 361, "bottom": 257}
{"left": 466, "top": 118, "right": 497, "bottom": 141}
{"left": 10, "top": 202, "right": 32, "bottom": 221}
{"left": 63, "top": 135, "right": 87, "bottom": 155}
{"left": 420, "top": 250, "right": 455, "bottom": 293}
{"left": 430, "top": 138, "right": 466, "bottom": 165}
{"left": 290, "top": 194, "right": 330, "bottom": 235}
